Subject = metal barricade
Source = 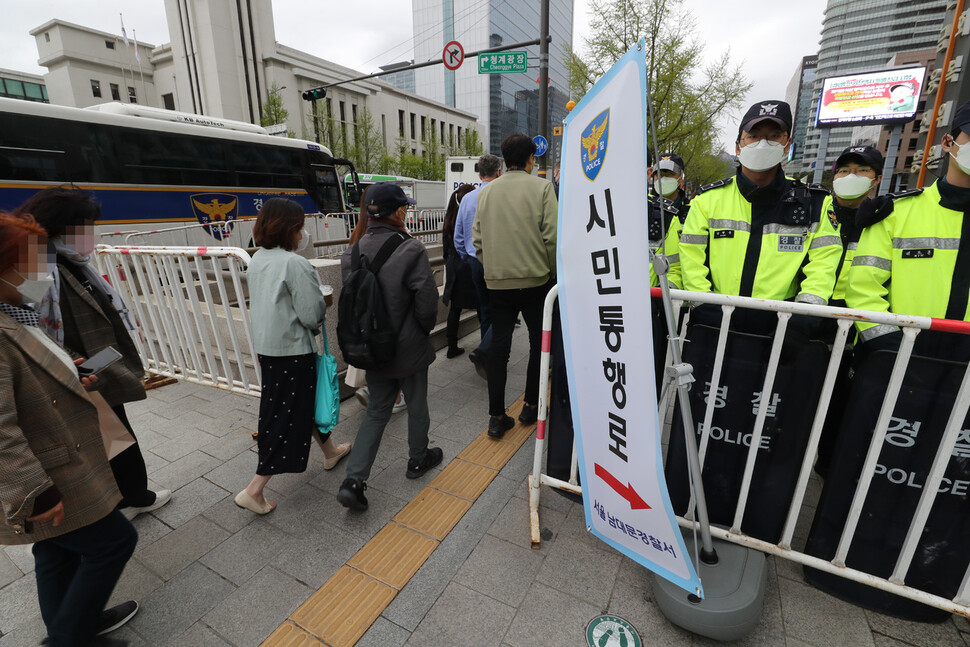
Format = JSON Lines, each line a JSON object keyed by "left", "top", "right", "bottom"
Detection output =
{"left": 411, "top": 209, "right": 446, "bottom": 244}
{"left": 95, "top": 244, "right": 260, "bottom": 396}
{"left": 529, "top": 285, "right": 970, "bottom": 618}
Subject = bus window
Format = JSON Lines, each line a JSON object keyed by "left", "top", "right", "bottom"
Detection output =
{"left": 121, "top": 130, "right": 232, "bottom": 186}
{"left": 311, "top": 166, "right": 344, "bottom": 213}
{"left": 232, "top": 144, "right": 304, "bottom": 189}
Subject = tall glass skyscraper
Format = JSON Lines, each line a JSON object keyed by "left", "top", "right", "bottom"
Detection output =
{"left": 800, "top": 0, "right": 946, "bottom": 173}
{"left": 413, "top": 0, "right": 573, "bottom": 155}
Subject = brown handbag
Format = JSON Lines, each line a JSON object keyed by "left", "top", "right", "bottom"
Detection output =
{"left": 88, "top": 391, "right": 136, "bottom": 459}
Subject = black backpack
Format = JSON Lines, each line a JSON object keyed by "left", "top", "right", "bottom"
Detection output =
{"left": 336, "top": 233, "right": 407, "bottom": 369}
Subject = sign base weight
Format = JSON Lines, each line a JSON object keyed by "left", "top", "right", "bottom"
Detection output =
{"left": 652, "top": 530, "right": 766, "bottom": 642}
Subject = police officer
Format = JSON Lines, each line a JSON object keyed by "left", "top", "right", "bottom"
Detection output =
{"left": 680, "top": 100, "right": 842, "bottom": 332}
{"left": 847, "top": 100, "right": 970, "bottom": 360}
{"left": 649, "top": 153, "right": 689, "bottom": 288}
{"left": 825, "top": 145, "right": 884, "bottom": 307}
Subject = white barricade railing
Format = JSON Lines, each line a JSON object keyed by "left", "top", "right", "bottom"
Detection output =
{"left": 529, "top": 284, "right": 970, "bottom": 618}
{"left": 411, "top": 209, "right": 446, "bottom": 244}
{"left": 95, "top": 244, "right": 260, "bottom": 396}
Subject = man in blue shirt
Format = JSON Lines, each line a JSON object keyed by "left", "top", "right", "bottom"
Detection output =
{"left": 453, "top": 153, "right": 501, "bottom": 377}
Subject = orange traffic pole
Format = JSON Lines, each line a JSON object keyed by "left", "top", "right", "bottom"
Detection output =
{"left": 917, "top": 0, "right": 966, "bottom": 188}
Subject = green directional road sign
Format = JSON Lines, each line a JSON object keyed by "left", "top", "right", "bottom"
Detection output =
{"left": 478, "top": 51, "right": 528, "bottom": 74}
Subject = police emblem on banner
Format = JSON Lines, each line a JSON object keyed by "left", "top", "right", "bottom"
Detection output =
{"left": 581, "top": 108, "right": 610, "bottom": 181}
{"left": 191, "top": 193, "right": 238, "bottom": 240}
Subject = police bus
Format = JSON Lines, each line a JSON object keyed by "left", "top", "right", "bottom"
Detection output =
{"left": 0, "top": 98, "right": 359, "bottom": 244}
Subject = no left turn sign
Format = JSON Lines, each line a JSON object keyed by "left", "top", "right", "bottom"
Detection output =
{"left": 443, "top": 40, "right": 464, "bottom": 70}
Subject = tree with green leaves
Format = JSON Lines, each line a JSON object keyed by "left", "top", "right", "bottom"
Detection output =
{"left": 565, "top": 0, "right": 751, "bottom": 186}
{"left": 261, "top": 84, "right": 288, "bottom": 128}
{"left": 458, "top": 128, "right": 485, "bottom": 157}
{"left": 347, "top": 107, "right": 389, "bottom": 173}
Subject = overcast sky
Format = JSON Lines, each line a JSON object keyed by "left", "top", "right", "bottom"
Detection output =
{"left": 0, "top": 0, "right": 828, "bottom": 151}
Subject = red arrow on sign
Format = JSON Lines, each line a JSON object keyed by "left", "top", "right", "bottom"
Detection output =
{"left": 594, "top": 463, "right": 651, "bottom": 510}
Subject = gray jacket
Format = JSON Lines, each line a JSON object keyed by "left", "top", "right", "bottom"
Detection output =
{"left": 340, "top": 221, "right": 438, "bottom": 379}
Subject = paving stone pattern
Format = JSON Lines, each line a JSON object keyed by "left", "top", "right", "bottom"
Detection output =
{"left": 2, "top": 329, "right": 969, "bottom": 646}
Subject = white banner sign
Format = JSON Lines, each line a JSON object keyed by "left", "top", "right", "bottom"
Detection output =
{"left": 557, "top": 39, "right": 702, "bottom": 596}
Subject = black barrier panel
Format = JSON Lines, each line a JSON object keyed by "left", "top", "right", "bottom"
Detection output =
{"left": 805, "top": 351, "right": 970, "bottom": 622}
{"left": 665, "top": 324, "right": 829, "bottom": 543}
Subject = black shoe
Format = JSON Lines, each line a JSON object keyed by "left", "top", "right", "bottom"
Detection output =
{"left": 469, "top": 351, "right": 488, "bottom": 380}
{"left": 487, "top": 414, "right": 515, "bottom": 439}
{"left": 447, "top": 346, "right": 465, "bottom": 359}
{"left": 97, "top": 600, "right": 138, "bottom": 635}
{"left": 337, "top": 478, "right": 368, "bottom": 510}
{"left": 406, "top": 447, "right": 444, "bottom": 479}
{"left": 518, "top": 404, "right": 538, "bottom": 425}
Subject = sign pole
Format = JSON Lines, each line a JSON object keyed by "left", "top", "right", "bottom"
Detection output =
{"left": 880, "top": 123, "right": 904, "bottom": 194}
{"left": 537, "top": 0, "right": 550, "bottom": 177}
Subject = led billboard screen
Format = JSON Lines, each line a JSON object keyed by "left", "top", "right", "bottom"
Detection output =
{"left": 815, "top": 66, "right": 926, "bottom": 127}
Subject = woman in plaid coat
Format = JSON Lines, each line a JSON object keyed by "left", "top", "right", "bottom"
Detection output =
{"left": 0, "top": 211, "right": 137, "bottom": 647}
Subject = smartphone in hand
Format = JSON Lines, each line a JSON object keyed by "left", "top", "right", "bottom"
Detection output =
{"left": 77, "top": 347, "right": 123, "bottom": 378}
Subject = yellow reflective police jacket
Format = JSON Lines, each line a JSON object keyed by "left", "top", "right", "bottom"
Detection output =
{"left": 680, "top": 171, "right": 842, "bottom": 303}
{"left": 648, "top": 193, "right": 689, "bottom": 288}
{"left": 846, "top": 180, "right": 970, "bottom": 341}
{"left": 821, "top": 194, "right": 865, "bottom": 304}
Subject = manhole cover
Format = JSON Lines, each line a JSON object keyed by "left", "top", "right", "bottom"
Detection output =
{"left": 585, "top": 614, "right": 641, "bottom": 647}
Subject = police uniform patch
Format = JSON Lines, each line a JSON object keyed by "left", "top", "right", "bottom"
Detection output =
{"left": 778, "top": 235, "right": 804, "bottom": 252}
{"left": 714, "top": 229, "right": 734, "bottom": 239}
{"left": 902, "top": 248, "right": 933, "bottom": 259}
{"left": 827, "top": 210, "right": 838, "bottom": 228}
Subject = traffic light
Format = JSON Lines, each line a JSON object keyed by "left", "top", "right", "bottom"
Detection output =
{"left": 302, "top": 87, "right": 327, "bottom": 101}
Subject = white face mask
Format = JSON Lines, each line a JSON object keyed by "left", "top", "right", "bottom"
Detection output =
{"left": 950, "top": 141, "right": 970, "bottom": 176}
{"left": 296, "top": 228, "right": 309, "bottom": 252}
{"left": 2, "top": 271, "right": 55, "bottom": 305}
{"left": 654, "top": 176, "right": 680, "bottom": 197}
{"left": 738, "top": 138, "right": 786, "bottom": 172}
{"left": 832, "top": 174, "right": 874, "bottom": 200}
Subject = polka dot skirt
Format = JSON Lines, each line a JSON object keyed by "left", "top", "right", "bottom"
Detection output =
{"left": 255, "top": 353, "right": 320, "bottom": 475}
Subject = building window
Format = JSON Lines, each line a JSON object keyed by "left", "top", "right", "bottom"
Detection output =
{"left": 105, "top": 40, "right": 115, "bottom": 50}
{"left": 162, "top": 93, "right": 175, "bottom": 110}
{"left": 410, "top": 113, "right": 416, "bottom": 140}
{"left": 421, "top": 115, "right": 426, "bottom": 139}
{"left": 449, "top": 124, "right": 454, "bottom": 146}
{"left": 441, "top": 121, "right": 445, "bottom": 143}
{"left": 457, "top": 126, "right": 462, "bottom": 142}
{"left": 381, "top": 114, "right": 387, "bottom": 147}
{"left": 44, "top": 32, "right": 50, "bottom": 43}
{"left": 109, "top": 83, "right": 120, "bottom": 101}
{"left": 398, "top": 110, "right": 405, "bottom": 137}
{"left": 91, "top": 80, "right": 101, "bottom": 98}
{"left": 128, "top": 87, "right": 137, "bottom": 103}
{"left": 352, "top": 104, "right": 358, "bottom": 140}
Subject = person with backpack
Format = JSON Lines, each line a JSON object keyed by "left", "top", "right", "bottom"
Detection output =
{"left": 336, "top": 183, "right": 442, "bottom": 510}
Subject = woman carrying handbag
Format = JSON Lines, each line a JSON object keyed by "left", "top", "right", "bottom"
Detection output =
{"left": 236, "top": 198, "right": 351, "bottom": 514}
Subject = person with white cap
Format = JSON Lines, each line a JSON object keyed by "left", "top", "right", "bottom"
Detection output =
{"left": 648, "top": 152, "right": 689, "bottom": 288}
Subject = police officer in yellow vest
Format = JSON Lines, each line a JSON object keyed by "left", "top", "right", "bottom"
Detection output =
{"left": 680, "top": 100, "right": 842, "bottom": 332}
{"left": 649, "top": 153, "right": 689, "bottom": 288}
{"left": 824, "top": 145, "right": 884, "bottom": 307}
{"left": 847, "top": 100, "right": 970, "bottom": 358}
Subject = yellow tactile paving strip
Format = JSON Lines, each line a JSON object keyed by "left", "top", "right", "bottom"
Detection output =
{"left": 263, "top": 395, "right": 532, "bottom": 647}
{"left": 347, "top": 523, "right": 438, "bottom": 589}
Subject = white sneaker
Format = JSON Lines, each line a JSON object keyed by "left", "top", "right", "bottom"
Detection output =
{"left": 122, "top": 489, "right": 172, "bottom": 520}
{"left": 355, "top": 386, "right": 370, "bottom": 406}
{"left": 393, "top": 393, "right": 407, "bottom": 414}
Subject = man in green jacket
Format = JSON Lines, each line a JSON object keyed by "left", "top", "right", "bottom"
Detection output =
{"left": 473, "top": 133, "right": 558, "bottom": 438}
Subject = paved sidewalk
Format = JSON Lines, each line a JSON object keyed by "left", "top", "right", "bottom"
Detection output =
{"left": 2, "top": 327, "right": 970, "bottom": 646}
